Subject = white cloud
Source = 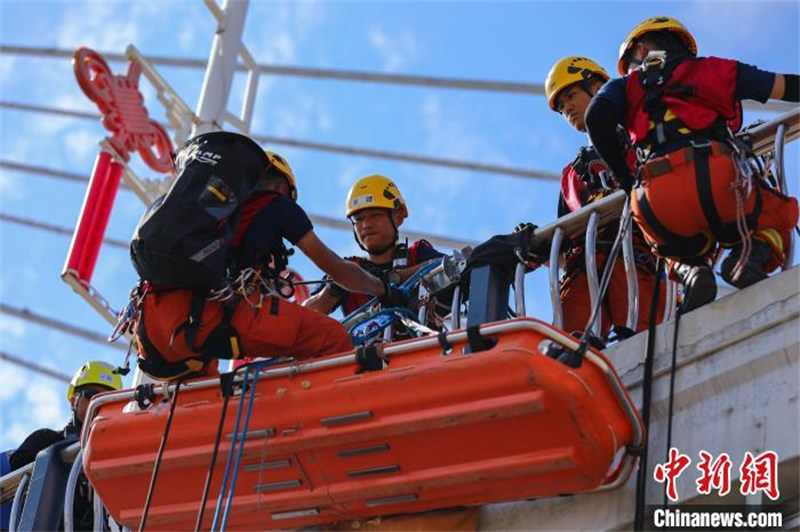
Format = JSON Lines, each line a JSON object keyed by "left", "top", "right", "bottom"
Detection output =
{"left": 247, "top": 2, "right": 327, "bottom": 65}
{"left": 26, "top": 380, "right": 67, "bottom": 427}
{"left": 269, "top": 96, "right": 333, "bottom": 139}
{"left": 0, "top": 169, "right": 25, "bottom": 202}
{"left": 336, "top": 159, "right": 370, "bottom": 190}
{"left": 5, "top": 423, "right": 32, "bottom": 449}
{"left": 0, "top": 315, "right": 26, "bottom": 341}
{"left": 56, "top": 3, "right": 141, "bottom": 52}
{"left": 420, "top": 94, "right": 511, "bottom": 192}
{"left": 64, "top": 129, "right": 101, "bottom": 163}
{"left": 369, "top": 27, "right": 419, "bottom": 72}
{"left": 0, "top": 363, "right": 26, "bottom": 400}
{"left": 0, "top": 55, "right": 17, "bottom": 88}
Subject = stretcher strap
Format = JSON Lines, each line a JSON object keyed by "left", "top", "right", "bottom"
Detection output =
{"left": 693, "top": 145, "right": 726, "bottom": 238}
{"left": 437, "top": 330, "right": 453, "bottom": 354}
{"left": 355, "top": 345, "right": 383, "bottom": 373}
{"left": 466, "top": 325, "right": 495, "bottom": 353}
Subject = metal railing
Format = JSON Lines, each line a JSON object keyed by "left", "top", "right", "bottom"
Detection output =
{"left": 522, "top": 107, "right": 799, "bottom": 329}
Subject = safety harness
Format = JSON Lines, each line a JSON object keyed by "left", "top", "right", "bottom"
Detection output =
{"left": 127, "top": 194, "right": 298, "bottom": 381}
{"left": 340, "top": 240, "right": 428, "bottom": 315}
{"left": 629, "top": 53, "right": 767, "bottom": 263}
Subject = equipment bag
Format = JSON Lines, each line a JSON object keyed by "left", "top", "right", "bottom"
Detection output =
{"left": 131, "top": 131, "right": 271, "bottom": 289}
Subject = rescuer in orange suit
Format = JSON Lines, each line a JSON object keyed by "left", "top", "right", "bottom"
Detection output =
{"left": 533, "top": 56, "right": 664, "bottom": 339}
{"left": 303, "top": 174, "right": 443, "bottom": 320}
{"left": 134, "top": 151, "right": 409, "bottom": 381}
{"left": 303, "top": 176, "right": 479, "bottom": 532}
{"left": 585, "top": 16, "right": 799, "bottom": 311}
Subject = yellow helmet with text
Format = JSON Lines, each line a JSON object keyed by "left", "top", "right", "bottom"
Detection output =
{"left": 544, "top": 56, "right": 610, "bottom": 111}
{"left": 265, "top": 150, "right": 297, "bottom": 201}
{"left": 345, "top": 174, "right": 409, "bottom": 219}
{"left": 618, "top": 16, "right": 698, "bottom": 75}
{"left": 67, "top": 360, "right": 123, "bottom": 402}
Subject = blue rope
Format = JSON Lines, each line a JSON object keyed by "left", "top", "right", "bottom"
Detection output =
{"left": 340, "top": 260, "right": 441, "bottom": 323}
{"left": 219, "top": 362, "right": 265, "bottom": 531}
{"left": 210, "top": 367, "right": 251, "bottom": 531}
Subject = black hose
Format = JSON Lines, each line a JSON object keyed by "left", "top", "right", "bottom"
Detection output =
{"left": 139, "top": 379, "right": 184, "bottom": 532}
{"left": 575, "top": 197, "right": 632, "bottom": 362}
{"left": 663, "top": 296, "right": 684, "bottom": 506}
{"left": 194, "top": 373, "right": 236, "bottom": 532}
{"left": 634, "top": 257, "right": 665, "bottom": 531}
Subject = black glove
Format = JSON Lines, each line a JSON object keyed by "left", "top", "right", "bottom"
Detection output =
{"left": 379, "top": 281, "right": 410, "bottom": 308}
{"left": 514, "top": 222, "right": 538, "bottom": 234}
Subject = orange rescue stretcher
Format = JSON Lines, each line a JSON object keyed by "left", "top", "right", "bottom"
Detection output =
{"left": 82, "top": 317, "right": 644, "bottom": 530}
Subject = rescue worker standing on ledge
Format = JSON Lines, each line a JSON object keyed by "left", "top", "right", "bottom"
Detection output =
{"left": 134, "top": 145, "right": 407, "bottom": 381}
{"left": 9, "top": 361, "right": 123, "bottom": 530}
{"left": 304, "top": 175, "right": 443, "bottom": 319}
{"left": 585, "top": 16, "right": 799, "bottom": 311}
{"left": 535, "top": 56, "right": 664, "bottom": 339}
{"left": 304, "top": 175, "right": 479, "bottom": 532}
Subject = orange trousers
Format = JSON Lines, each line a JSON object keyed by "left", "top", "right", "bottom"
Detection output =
{"left": 139, "top": 290, "right": 353, "bottom": 376}
{"left": 632, "top": 143, "right": 798, "bottom": 270}
{"left": 561, "top": 257, "right": 665, "bottom": 338}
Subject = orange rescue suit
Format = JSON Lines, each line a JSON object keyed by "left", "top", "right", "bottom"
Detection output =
{"left": 624, "top": 56, "right": 798, "bottom": 263}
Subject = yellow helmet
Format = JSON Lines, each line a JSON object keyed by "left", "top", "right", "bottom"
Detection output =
{"left": 544, "top": 57, "right": 610, "bottom": 111}
{"left": 618, "top": 16, "right": 698, "bottom": 75}
{"left": 345, "top": 174, "right": 408, "bottom": 219}
{"left": 266, "top": 150, "right": 297, "bottom": 201}
{"left": 67, "top": 360, "right": 123, "bottom": 402}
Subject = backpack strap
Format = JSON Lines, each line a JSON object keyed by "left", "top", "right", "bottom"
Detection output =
{"left": 169, "top": 290, "right": 206, "bottom": 351}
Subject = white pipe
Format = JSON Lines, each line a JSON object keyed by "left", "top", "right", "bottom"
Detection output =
{"left": 63, "top": 449, "right": 83, "bottom": 532}
{"left": 450, "top": 285, "right": 461, "bottom": 330}
{"left": 514, "top": 262, "right": 526, "bottom": 317}
{"left": 549, "top": 228, "right": 565, "bottom": 329}
{"left": 93, "top": 490, "right": 105, "bottom": 532}
{"left": 620, "top": 201, "right": 639, "bottom": 330}
{"left": 585, "top": 212, "right": 602, "bottom": 334}
{"left": 193, "top": 0, "right": 250, "bottom": 136}
{"left": 9, "top": 472, "right": 29, "bottom": 532}
{"left": 775, "top": 124, "right": 794, "bottom": 270}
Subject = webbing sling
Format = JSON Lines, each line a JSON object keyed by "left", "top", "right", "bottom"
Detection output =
{"left": 693, "top": 144, "right": 764, "bottom": 245}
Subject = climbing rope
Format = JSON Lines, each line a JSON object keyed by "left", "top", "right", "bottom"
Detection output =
{"left": 633, "top": 258, "right": 665, "bottom": 531}
{"left": 138, "top": 379, "right": 185, "bottom": 532}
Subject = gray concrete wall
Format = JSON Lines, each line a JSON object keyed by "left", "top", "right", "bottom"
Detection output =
{"left": 480, "top": 267, "right": 800, "bottom": 530}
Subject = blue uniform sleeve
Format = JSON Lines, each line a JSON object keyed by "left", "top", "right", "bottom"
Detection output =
{"left": 593, "top": 77, "right": 628, "bottom": 123}
{"left": 736, "top": 62, "right": 776, "bottom": 103}
{"left": 277, "top": 198, "right": 314, "bottom": 245}
{"left": 239, "top": 196, "right": 313, "bottom": 268}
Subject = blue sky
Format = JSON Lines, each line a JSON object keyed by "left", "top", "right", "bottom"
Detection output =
{"left": 1, "top": 0, "right": 798, "bottom": 450}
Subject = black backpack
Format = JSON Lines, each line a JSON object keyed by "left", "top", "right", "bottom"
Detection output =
{"left": 131, "top": 131, "right": 271, "bottom": 289}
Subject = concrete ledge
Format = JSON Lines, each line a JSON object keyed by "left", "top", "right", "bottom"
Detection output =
{"left": 480, "top": 267, "right": 800, "bottom": 530}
